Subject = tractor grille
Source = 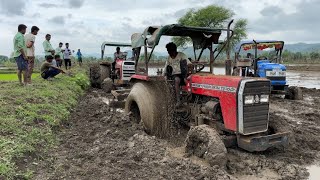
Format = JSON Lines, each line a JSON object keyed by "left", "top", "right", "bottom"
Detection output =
{"left": 123, "top": 70, "right": 135, "bottom": 78}
{"left": 241, "top": 81, "right": 270, "bottom": 135}
{"left": 266, "top": 76, "right": 286, "bottom": 81}
{"left": 122, "top": 61, "right": 135, "bottom": 80}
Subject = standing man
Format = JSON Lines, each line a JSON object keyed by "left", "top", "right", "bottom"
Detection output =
{"left": 13, "top": 24, "right": 28, "bottom": 86}
{"left": 76, "top": 49, "right": 83, "bottom": 66}
{"left": 55, "top": 42, "right": 64, "bottom": 67}
{"left": 63, "top": 43, "right": 72, "bottom": 70}
{"left": 43, "top": 34, "right": 55, "bottom": 58}
{"left": 24, "top": 26, "right": 40, "bottom": 84}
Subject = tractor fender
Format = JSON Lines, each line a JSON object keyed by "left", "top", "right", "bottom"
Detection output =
{"left": 130, "top": 74, "right": 150, "bottom": 82}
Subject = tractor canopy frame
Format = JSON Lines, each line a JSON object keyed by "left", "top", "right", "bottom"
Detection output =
{"left": 101, "top": 41, "right": 132, "bottom": 60}
{"left": 131, "top": 22, "right": 234, "bottom": 75}
{"left": 234, "top": 40, "right": 285, "bottom": 73}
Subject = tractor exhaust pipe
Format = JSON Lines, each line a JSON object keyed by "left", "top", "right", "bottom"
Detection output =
{"left": 253, "top": 39, "right": 258, "bottom": 76}
{"left": 225, "top": 19, "right": 234, "bottom": 75}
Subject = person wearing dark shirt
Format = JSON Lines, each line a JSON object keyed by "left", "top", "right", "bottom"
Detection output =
{"left": 40, "top": 55, "right": 65, "bottom": 80}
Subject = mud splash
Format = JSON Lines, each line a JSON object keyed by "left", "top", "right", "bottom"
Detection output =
{"left": 307, "top": 165, "right": 320, "bottom": 180}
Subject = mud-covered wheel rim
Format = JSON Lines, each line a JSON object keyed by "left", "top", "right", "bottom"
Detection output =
{"left": 125, "top": 82, "right": 173, "bottom": 137}
{"left": 129, "top": 101, "right": 141, "bottom": 124}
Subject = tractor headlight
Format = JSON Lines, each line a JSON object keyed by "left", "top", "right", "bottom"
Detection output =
{"left": 260, "top": 95, "right": 269, "bottom": 103}
{"left": 278, "top": 71, "right": 286, "bottom": 76}
{"left": 244, "top": 95, "right": 254, "bottom": 104}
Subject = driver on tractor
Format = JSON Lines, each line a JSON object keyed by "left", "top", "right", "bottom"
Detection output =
{"left": 163, "top": 42, "right": 192, "bottom": 107}
{"left": 112, "top": 47, "right": 124, "bottom": 72}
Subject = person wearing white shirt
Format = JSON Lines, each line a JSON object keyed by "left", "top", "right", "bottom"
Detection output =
{"left": 24, "top": 26, "right": 39, "bottom": 84}
{"left": 63, "top": 43, "right": 72, "bottom": 70}
{"left": 163, "top": 42, "right": 192, "bottom": 107}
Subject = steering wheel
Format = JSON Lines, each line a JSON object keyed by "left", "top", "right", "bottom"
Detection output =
{"left": 193, "top": 63, "right": 205, "bottom": 73}
{"left": 257, "top": 56, "right": 267, "bottom": 61}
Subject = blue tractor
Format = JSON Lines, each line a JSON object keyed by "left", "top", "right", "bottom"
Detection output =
{"left": 233, "top": 40, "right": 302, "bottom": 99}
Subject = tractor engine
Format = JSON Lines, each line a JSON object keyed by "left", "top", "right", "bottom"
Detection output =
{"left": 183, "top": 74, "right": 288, "bottom": 151}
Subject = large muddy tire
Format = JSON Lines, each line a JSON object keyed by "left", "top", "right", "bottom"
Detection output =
{"left": 185, "top": 125, "right": 227, "bottom": 167}
{"left": 285, "top": 86, "right": 303, "bottom": 100}
{"left": 100, "top": 65, "right": 110, "bottom": 82}
{"left": 101, "top": 78, "right": 113, "bottom": 93}
{"left": 125, "top": 82, "right": 173, "bottom": 137}
{"left": 268, "top": 115, "right": 291, "bottom": 148}
{"left": 89, "top": 64, "right": 101, "bottom": 88}
{"left": 89, "top": 63, "right": 111, "bottom": 88}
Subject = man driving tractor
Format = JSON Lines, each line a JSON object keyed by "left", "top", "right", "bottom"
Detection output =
{"left": 163, "top": 42, "right": 191, "bottom": 107}
{"left": 112, "top": 47, "right": 124, "bottom": 72}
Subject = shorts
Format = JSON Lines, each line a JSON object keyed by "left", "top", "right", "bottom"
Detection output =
{"left": 78, "top": 57, "right": 82, "bottom": 62}
{"left": 64, "top": 59, "right": 71, "bottom": 66}
{"left": 15, "top": 55, "right": 27, "bottom": 70}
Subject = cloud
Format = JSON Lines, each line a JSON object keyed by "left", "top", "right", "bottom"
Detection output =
{"left": 260, "top": 5, "right": 282, "bottom": 17}
{"left": 32, "top": 13, "right": 41, "bottom": 18}
{"left": 251, "top": 0, "right": 320, "bottom": 34}
{"left": 0, "top": 0, "right": 26, "bottom": 16}
{"left": 69, "top": 0, "right": 85, "bottom": 8}
{"left": 50, "top": 16, "right": 66, "bottom": 25}
{"left": 38, "top": 3, "right": 59, "bottom": 8}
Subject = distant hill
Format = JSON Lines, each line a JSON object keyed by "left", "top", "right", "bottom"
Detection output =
{"left": 178, "top": 42, "right": 320, "bottom": 59}
{"left": 284, "top": 43, "right": 320, "bottom": 52}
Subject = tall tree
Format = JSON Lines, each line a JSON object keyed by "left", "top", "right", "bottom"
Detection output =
{"left": 173, "top": 5, "right": 247, "bottom": 50}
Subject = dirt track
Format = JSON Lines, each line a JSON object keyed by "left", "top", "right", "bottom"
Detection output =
{"left": 31, "top": 87, "right": 320, "bottom": 180}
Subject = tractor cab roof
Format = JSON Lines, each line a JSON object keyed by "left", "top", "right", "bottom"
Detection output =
{"left": 234, "top": 40, "right": 284, "bottom": 52}
{"left": 131, "top": 24, "right": 223, "bottom": 49}
{"left": 101, "top": 41, "right": 132, "bottom": 59}
{"left": 101, "top": 41, "right": 131, "bottom": 51}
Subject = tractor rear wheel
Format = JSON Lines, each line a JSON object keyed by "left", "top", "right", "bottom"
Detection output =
{"left": 100, "top": 65, "right": 110, "bottom": 82}
{"left": 89, "top": 63, "right": 111, "bottom": 88}
{"left": 125, "top": 82, "right": 173, "bottom": 137}
{"left": 89, "top": 64, "right": 101, "bottom": 88}
{"left": 285, "top": 86, "right": 303, "bottom": 100}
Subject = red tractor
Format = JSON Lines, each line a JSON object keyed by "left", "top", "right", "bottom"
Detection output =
{"left": 90, "top": 42, "right": 136, "bottom": 91}
{"left": 117, "top": 21, "right": 289, "bottom": 152}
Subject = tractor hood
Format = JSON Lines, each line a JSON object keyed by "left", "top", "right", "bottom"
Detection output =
{"left": 257, "top": 61, "right": 286, "bottom": 71}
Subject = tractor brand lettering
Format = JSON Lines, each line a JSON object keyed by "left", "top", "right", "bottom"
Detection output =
{"left": 191, "top": 83, "right": 237, "bottom": 93}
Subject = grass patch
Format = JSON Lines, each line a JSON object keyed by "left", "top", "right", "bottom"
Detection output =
{"left": 0, "top": 73, "right": 40, "bottom": 81}
{"left": 0, "top": 69, "right": 89, "bottom": 179}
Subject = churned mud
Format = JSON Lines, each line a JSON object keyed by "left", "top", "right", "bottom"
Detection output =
{"left": 30, "top": 87, "right": 320, "bottom": 180}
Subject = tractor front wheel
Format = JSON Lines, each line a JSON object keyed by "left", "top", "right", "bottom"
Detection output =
{"left": 185, "top": 125, "right": 227, "bottom": 167}
{"left": 285, "top": 86, "right": 303, "bottom": 100}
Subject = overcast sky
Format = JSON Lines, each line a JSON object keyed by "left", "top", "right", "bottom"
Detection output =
{"left": 0, "top": 0, "right": 318, "bottom": 57}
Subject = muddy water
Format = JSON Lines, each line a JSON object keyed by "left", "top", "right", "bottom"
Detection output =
{"left": 307, "top": 165, "right": 320, "bottom": 180}
{"left": 149, "top": 67, "right": 320, "bottom": 89}
{"left": 286, "top": 71, "right": 320, "bottom": 89}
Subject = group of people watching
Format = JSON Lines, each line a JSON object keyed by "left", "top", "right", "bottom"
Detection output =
{"left": 13, "top": 24, "right": 83, "bottom": 85}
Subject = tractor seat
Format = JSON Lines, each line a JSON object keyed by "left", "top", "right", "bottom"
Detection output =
{"left": 236, "top": 58, "right": 252, "bottom": 67}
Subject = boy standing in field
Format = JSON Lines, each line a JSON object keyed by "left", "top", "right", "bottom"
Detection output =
{"left": 13, "top": 24, "right": 28, "bottom": 86}
{"left": 43, "top": 34, "right": 55, "bottom": 58}
{"left": 24, "top": 26, "right": 40, "bottom": 84}
{"left": 63, "top": 43, "right": 72, "bottom": 70}
{"left": 40, "top": 55, "right": 65, "bottom": 80}
{"left": 55, "top": 42, "right": 64, "bottom": 64}
{"left": 55, "top": 55, "right": 62, "bottom": 68}
{"left": 76, "top": 49, "right": 83, "bottom": 66}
